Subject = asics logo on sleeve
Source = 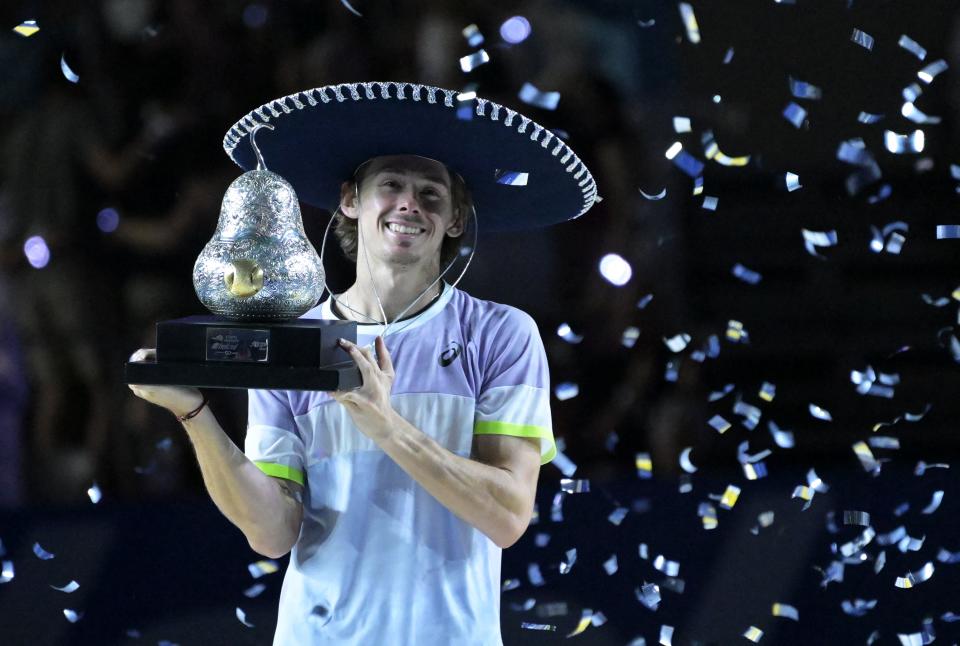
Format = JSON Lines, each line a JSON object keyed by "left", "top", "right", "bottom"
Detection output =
{"left": 439, "top": 341, "right": 463, "bottom": 367}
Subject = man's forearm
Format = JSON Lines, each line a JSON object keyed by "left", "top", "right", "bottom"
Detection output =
{"left": 181, "top": 407, "right": 301, "bottom": 557}
{"left": 376, "top": 410, "right": 530, "bottom": 548}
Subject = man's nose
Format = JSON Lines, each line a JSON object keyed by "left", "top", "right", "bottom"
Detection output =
{"left": 396, "top": 188, "right": 421, "bottom": 213}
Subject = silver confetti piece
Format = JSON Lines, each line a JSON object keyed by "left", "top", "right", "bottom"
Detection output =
{"left": 637, "top": 583, "right": 661, "bottom": 610}
{"left": 63, "top": 609, "right": 83, "bottom": 623}
{"left": 660, "top": 624, "right": 675, "bottom": 646}
{"left": 843, "top": 510, "right": 871, "bottom": 526}
{"left": 639, "top": 187, "right": 667, "bottom": 200}
{"left": 556, "top": 323, "right": 583, "bottom": 344}
{"left": 560, "top": 478, "right": 590, "bottom": 494}
{"left": 936, "top": 225, "right": 960, "bottom": 239}
{"left": 622, "top": 326, "right": 641, "bottom": 348}
{"left": 673, "top": 116, "right": 691, "bottom": 133}
{"left": 884, "top": 129, "right": 925, "bottom": 154}
{"left": 841, "top": 598, "right": 877, "bottom": 616}
{"left": 554, "top": 382, "right": 579, "bottom": 401}
{"left": 732, "top": 263, "right": 762, "bottom": 284}
{"left": 527, "top": 562, "right": 545, "bottom": 586}
{"left": 244, "top": 583, "right": 266, "bottom": 598}
{"left": 495, "top": 169, "right": 529, "bottom": 186}
{"left": 851, "top": 28, "right": 875, "bottom": 50}
{"left": 783, "top": 102, "right": 807, "bottom": 128}
{"left": 895, "top": 561, "right": 934, "bottom": 588}
{"left": 603, "top": 554, "right": 618, "bottom": 575}
{"left": 707, "top": 415, "right": 731, "bottom": 434}
{"left": 664, "top": 333, "right": 692, "bottom": 352}
{"left": 521, "top": 622, "right": 556, "bottom": 631}
{"left": 459, "top": 49, "right": 490, "bottom": 72}
{"left": 678, "top": 3, "right": 700, "bottom": 43}
{"left": 858, "top": 111, "right": 885, "bottom": 124}
{"left": 743, "top": 626, "right": 763, "bottom": 643}
{"left": 236, "top": 607, "right": 255, "bottom": 628}
{"left": 247, "top": 559, "right": 279, "bottom": 578}
{"left": 785, "top": 172, "right": 802, "bottom": 192}
{"left": 653, "top": 554, "right": 680, "bottom": 577}
{"left": 769, "top": 420, "right": 795, "bottom": 448}
{"left": 518, "top": 83, "right": 560, "bottom": 111}
{"left": 802, "top": 229, "right": 838, "bottom": 257}
{"left": 462, "top": 24, "right": 484, "bottom": 47}
{"left": 60, "top": 54, "right": 79, "bottom": 83}
{"left": 898, "top": 34, "right": 927, "bottom": 60}
{"left": 789, "top": 77, "right": 822, "bottom": 100}
{"left": 609, "top": 507, "right": 629, "bottom": 526}
{"left": 809, "top": 403, "right": 833, "bottom": 421}
{"left": 51, "top": 580, "right": 80, "bottom": 593}
{"left": 559, "top": 549, "right": 577, "bottom": 575}
{"left": 772, "top": 602, "right": 799, "bottom": 620}
{"left": 33, "top": 543, "right": 55, "bottom": 560}
{"left": 921, "top": 490, "right": 944, "bottom": 514}
{"left": 679, "top": 447, "right": 698, "bottom": 473}
{"left": 918, "top": 59, "right": 948, "bottom": 84}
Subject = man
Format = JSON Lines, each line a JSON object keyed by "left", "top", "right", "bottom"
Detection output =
{"left": 131, "top": 81, "right": 598, "bottom": 644}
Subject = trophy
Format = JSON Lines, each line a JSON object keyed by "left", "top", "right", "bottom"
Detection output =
{"left": 124, "top": 124, "right": 361, "bottom": 391}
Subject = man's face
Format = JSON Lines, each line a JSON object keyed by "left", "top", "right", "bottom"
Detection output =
{"left": 341, "top": 155, "right": 463, "bottom": 268}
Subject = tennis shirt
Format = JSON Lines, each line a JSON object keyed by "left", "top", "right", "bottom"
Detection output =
{"left": 245, "top": 283, "right": 556, "bottom": 645}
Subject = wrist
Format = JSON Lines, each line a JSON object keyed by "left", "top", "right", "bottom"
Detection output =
{"left": 176, "top": 394, "right": 209, "bottom": 423}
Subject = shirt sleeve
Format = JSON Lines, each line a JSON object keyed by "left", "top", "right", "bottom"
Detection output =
{"left": 474, "top": 307, "right": 556, "bottom": 465}
{"left": 246, "top": 389, "right": 306, "bottom": 486}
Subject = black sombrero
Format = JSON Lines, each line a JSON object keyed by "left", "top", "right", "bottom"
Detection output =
{"left": 222, "top": 81, "right": 599, "bottom": 232}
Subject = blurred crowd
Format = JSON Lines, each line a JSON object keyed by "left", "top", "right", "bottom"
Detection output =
{"left": 0, "top": 0, "right": 704, "bottom": 507}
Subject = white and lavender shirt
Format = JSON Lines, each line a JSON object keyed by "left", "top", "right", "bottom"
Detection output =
{"left": 245, "top": 283, "right": 555, "bottom": 645}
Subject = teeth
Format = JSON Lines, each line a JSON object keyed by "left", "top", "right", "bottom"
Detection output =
{"left": 387, "top": 223, "right": 423, "bottom": 234}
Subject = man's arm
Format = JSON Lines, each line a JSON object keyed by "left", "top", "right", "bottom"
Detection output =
{"left": 378, "top": 411, "right": 541, "bottom": 549}
{"left": 128, "top": 361, "right": 303, "bottom": 559}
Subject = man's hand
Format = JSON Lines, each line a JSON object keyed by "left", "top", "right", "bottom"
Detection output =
{"left": 330, "top": 336, "right": 396, "bottom": 441}
{"left": 128, "top": 348, "right": 204, "bottom": 417}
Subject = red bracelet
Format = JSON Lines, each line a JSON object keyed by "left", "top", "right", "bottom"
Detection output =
{"left": 176, "top": 395, "right": 209, "bottom": 422}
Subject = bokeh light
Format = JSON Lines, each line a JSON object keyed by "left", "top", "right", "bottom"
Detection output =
{"left": 499, "top": 16, "right": 531, "bottom": 44}
{"left": 23, "top": 235, "right": 50, "bottom": 269}
{"left": 598, "top": 253, "right": 632, "bottom": 286}
{"left": 96, "top": 207, "right": 120, "bottom": 233}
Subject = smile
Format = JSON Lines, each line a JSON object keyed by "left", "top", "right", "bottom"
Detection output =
{"left": 385, "top": 222, "right": 426, "bottom": 236}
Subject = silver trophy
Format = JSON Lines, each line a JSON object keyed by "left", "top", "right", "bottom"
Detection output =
{"left": 125, "top": 124, "right": 361, "bottom": 391}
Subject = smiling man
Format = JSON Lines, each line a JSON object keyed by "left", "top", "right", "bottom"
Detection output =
{"left": 130, "top": 81, "right": 598, "bottom": 645}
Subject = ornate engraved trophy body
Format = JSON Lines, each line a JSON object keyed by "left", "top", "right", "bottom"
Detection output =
{"left": 125, "top": 125, "right": 360, "bottom": 391}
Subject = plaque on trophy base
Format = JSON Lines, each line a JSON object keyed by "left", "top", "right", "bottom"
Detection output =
{"left": 124, "top": 316, "right": 362, "bottom": 391}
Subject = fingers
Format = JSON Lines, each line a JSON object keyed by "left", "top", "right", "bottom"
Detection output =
{"left": 375, "top": 336, "right": 395, "bottom": 377}
{"left": 338, "top": 338, "right": 375, "bottom": 373}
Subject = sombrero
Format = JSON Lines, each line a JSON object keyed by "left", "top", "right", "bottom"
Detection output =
{"left": 222, "top": 81, "right": 599, "bottom": 232}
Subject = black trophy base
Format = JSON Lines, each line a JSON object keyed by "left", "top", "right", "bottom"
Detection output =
{"left": 124, "top": 315, "right": 363, "bottom": 391}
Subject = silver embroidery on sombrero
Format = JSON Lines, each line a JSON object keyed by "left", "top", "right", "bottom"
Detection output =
{"left": 222, "top": 81, "right": 600, "bottom": 217}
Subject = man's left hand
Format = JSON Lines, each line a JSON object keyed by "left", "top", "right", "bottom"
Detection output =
{"left": 331, "top": 336, "right": 396, "bottom": 441}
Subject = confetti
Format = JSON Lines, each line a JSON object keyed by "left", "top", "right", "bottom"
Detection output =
{"left": 785, "top": 172, "right": 802, "bottom": 192}
{"left": 599, "top": 253, "right": 633, "bottom": 286}
{"left": 915, "top": 460, "right": 950, "bottom": 476}
{"left": 60, "top": 54, "right": 80, "bottom": 83}
{"left": 869, "top": 436, "right": 900, "bottom": 449}
{"left": 732, "top": 263, "right": 762, "bottom": 285}
{"left": 783, "top": 102, "right": 807, "bottom": 128}
{"left": 899, "top": 34, "right": 927, "bottom": 60}
{"left": 673, "top": 150, "right": 706, "bottom": 177}
{"left": 677, "top": 3, "right": 700, "bottom": 43}
{"left": 902, "top": 101, "right": 941, "bottom": 125}
{"left": 895, "top": 562, "right": 934, "bottom": 588}
{"left": 459, "top": 50, "right": 490, "bottom": 73}
{"left": 236, "top": 607, "right": 255, "bottom": 627}
{"left": 936, "top": 225, "right": 960, "bottom": 239}
{"left": 528, "top": 562, "right": 545, "bottom": 586}
{"left": 566, "top": 609, "right": 595, "bottom": 637}
{"left": 840, "top": 527, "right": 876, "bottom": 557}
{"left": 807, "top": 468, "right": 829, "bottom": 493}
{"left": 853, "top": 441, "right": 880, "bottom": 473}
{"left": 63, "top": 609, "right": 83, "bottom": 623}
{"left": 0, "top": 561, "right": 13, "bottom": 583}
{"left": 898, "top": 633, "right": 924, "bottom": 646}
{"left": 708, "top": 383, "right": 735, "bottom": 402}
{"left": 718, "top": 484, "right": 741, "bottom": 510}
{"left": 638, "top": 18, "right": 657, "bottom": 28}
{"left": 875, "top": 550, "right": 887, "bottom": 573}
{"left": 603, "top": 554, "right": 619, "bottom": 575}
{"left": 462, "top": 24, "right": 484, "bottom": 47}
{"left": 726, "top": 320, "right": 747, "bottom": 343}
{"left": 518, "top": 83, "right": 560, "bottom": 111}
{"left": 522, "top": 623, "right": 556, "bottom": 631}
{"left": 737, "top": 441, "right": 771, "bottom": 464}
{"left": 808, "top": 403, "right": 832, "bottom": 421}
{"left": 897, "top": 533, "right": 925, "bottom": 553}
{"left": 33, "top": 543, "right": 55, "bottom": 560}
{"left": 937, "top": 548, "right": 960, "bottom": 563}
{"left": 758, "top": 382, "right": 776, "bottom": 402}
{"left": 921, "top": 490, "right": 944, "bottom": 514}
{"left": 556, "top": 323, "right": 583, "bottom": 344}
{"left": 50, "top": 581, "right": 80, "bottom": 593}
{"left": 902, "top": 83, "right": 923, "bottom": 103}
{"left": 664, "top": 333, "right": 691, "bottom": 352}
{"left": 769, "top": 421, "right": 795, "bottom": 448}
{"left": 843, "top": 510, "right": 871, "bottom": 526}
{"left": 639, "top": 187, "right": 667, "bottom": 200}
{"left": 339, "top": 0, "right": 363, "bottom": 17}
{"left": 841, "top": 598, "right": 877, "bottom": 616}
{"left": 707, "top": 415, "right": 731, "bottom": 434}
{"left": 550, "top": 439, "right": 578, "bottom": 476}
{"left": 561, "top": 478, "right": 590, "bottom": 494}
{"left": 918, "top": 59, "right": 948, "bottom": 83}
{"left": 679, "top": 447, "right": 698, "bottom": 473}
{"left": 743, "top": 626, "right": 763, "bottom": 642}
{"left": 858, "top": 111, "right": 885, "bottom": 124}
{"left": 850, "top": 28, "right": 874, "bottom": 50}
{"left": 653, "top": 554, "right": 680, "bottom": 577}
{"left": 248, "top": 559, "right": 279, "bottom": 578}
{"left": 673, "top": 116, "right": 692, "bottom": 133}
{"left": 87, "top": 483, "right": 102, "bottom": 504}
{"left": 13, "top": 20, "right": 39, "bottom": 37}
{"left": 789, "top": 77, "right": 822, "bottom": 100}
{"left": 554, "top": 382, "right": 579, "bottom": 401}
{"left": 772, "top": 602, "right": 799, "bottom": 620}
{"left": 636, "top": 452, "right": 653, "bottom": 479}
{"left": 884, "top": 129, "right": 924, "bottom": 154}
{"left": 494, "top": 169, "right": 529, "bottom": 186}
{"left": 637, "top": 582, "right": 661, "bottom": 610}
{"left": 660, "top": 624, "right": 675, "bottom": 646}
{"left": 699, "top": 502, "right": 718, "bottom": 529}
{"left": 637, "top": 294, "right": 654, "bottom": 309}
{"left": 609, "top": 507, "right": 628, "bottom": 526}
{"left": 702, "top": 196, "right": 718, "bottom": 211}
{"left": 723, "top": 47, "right": 734, "bottom": 63}
{"left": 244, "top": 583, "right": 266, "bottom": 598}
{"left": 622, "top": 327, "right": 641, "bottom": 347}
{"left": 801, "top": 229, "right": 838, "bottom": 257}
{"left": 702, "top": 131, "right": 751, "bottom": 166}
{"left": 502, "top": 578, "right": 521, "bottom": 591}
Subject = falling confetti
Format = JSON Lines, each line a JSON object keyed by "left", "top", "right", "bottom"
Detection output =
{"left": 60, "top": 54, "right": 80, "bottom": 83}
{"left": 459, "top": 50, "right": 490, "bottom": 73}
{"left": 850, "top": 28, "right": 875, "bottom": 50}
{"left": 678, "top": 3, "right": 700, "bottom": 43}
{"left": 339, "top": 0, "right": 363, "bottom": 17}
{"left": 13, "top": 20, "right": 39, "bottom": 37}
{"left": 898, "top": 34, "right": 927, "bottom": 59}
{"left": 518, "top": 83, "right": 560, "bottom": 110}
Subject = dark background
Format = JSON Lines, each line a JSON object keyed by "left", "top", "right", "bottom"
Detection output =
{"left": 1, "top": 1, "right": 959, "bottom": 644}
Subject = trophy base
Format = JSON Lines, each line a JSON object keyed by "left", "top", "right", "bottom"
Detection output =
{"left": 124, "top": 315, "right": 362, "bottom": 391}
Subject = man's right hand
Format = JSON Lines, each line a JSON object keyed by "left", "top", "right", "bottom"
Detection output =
{"left": 128, "top": 348, "right": 204, "bottom": 418}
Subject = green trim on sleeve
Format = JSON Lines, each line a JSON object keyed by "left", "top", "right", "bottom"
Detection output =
{"left": 474, "top": 420, "right": 557, "bottom": 466}
{"left": 253, "top": 461, "right": 305, "bottom": 486}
